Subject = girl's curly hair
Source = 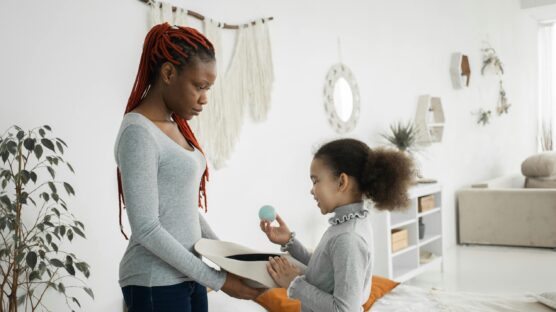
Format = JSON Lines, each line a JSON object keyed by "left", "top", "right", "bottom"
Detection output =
{"left": 314, "top": 138, "right": 415, "bottom": 211}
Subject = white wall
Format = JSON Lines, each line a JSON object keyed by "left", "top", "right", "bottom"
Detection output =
{"left": 0, "top": 0, "right": 539, "bottom": 310}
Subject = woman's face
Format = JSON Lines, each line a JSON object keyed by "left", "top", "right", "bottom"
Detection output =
{"left": 164, "top": 59, "right": 217, "bottom": 120}
{"left": 310, "top": 158, "right": 341, "bottom": 215}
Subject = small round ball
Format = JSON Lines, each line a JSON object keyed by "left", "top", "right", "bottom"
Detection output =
{"left": 258, "top": 205, "right": 276, "bottom": 222}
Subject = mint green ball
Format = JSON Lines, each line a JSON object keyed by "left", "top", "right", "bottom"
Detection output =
{"left": 259, "top": 205, "right": 276, "bottom": 222}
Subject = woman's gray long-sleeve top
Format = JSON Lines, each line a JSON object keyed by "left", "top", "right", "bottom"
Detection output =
{"left": 115, "top": 112, "right": 226, "bottom": 290}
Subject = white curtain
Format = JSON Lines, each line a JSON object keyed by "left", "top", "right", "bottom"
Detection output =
{"left": 539, "top": 23, "right": 555, "bottom": 151}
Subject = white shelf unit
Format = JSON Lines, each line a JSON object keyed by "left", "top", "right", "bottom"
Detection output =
{"left": 371, "top": 183, "right": 443, "bottom": 283}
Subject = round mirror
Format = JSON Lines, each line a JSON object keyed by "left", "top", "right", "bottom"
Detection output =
{"left": 333, "top": 78, "right": 353, "bottom": 122}
{"left": 323, "top": 63, "right": 360, "bottom": 133}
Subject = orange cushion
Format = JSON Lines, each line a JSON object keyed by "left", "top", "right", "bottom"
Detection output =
{"left": 363, "top": 275, "right": 400, "bottom": 310}
{"left": 254, "top": 275, "right": 399, "bottom": 312}
{"left": 255, "top": 288, "right": 301, "bottom": 311}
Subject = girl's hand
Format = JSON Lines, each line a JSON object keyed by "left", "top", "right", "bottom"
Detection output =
{"left": 260, "top": 214, "right": 291, "bottom": 245}
{"left": 267, "top": 256, "right": 301, "bottom": 288}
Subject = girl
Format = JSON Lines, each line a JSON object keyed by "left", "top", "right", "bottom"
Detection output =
{"left": 260, "top": 138, "right": 414, "bottom": 312}
{"left": 115, "top": 23, "right": 260, "bottom": 312}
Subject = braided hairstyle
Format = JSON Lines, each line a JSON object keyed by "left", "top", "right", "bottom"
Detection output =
{"left": 314, "top": 138, "right": 415, "bottom": 211}
{"left": 117, "top": 23, "right": 215, "bottom": 239}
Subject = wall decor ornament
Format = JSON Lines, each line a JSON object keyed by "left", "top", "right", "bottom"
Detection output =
{"left": 323, "top": 63, "right": 361, "bottom": 134}
{"left": 450, "top": 52, "right": 471, "bottom": 88}
{"left": 415, "top": 95, "right": 445, "bottom": 145}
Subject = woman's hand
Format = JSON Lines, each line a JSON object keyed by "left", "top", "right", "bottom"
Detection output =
{"left": 221, "top": 273, "right": 264, "bottom": 300}
{"left": 267, "top": 256, "right": 301, "bottom": 289}
{"left": 260, "top": 214, "right": 291, "bottom": 245}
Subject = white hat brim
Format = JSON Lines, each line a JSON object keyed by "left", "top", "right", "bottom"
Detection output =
{"left": 195, "top": 238, "right": 307, "bottom": 288}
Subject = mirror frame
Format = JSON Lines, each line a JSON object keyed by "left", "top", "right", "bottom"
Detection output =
{"left": 323, "top": 63, "right": 361, "bottom": 134}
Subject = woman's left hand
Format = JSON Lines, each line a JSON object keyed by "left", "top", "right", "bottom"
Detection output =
{"left": 267, "top": 256, "right": 301, "bottom": 288}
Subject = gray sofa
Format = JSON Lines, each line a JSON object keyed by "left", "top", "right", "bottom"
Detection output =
{"left": 457, "top": 174, "right": 556, "bottom": 248}
{"left": 458, "top": 152, "right": 556, "bottom": 248}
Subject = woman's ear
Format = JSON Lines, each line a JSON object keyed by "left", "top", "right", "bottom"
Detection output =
{"left": 160, "top": 62, "right": 177, "bottom": 85}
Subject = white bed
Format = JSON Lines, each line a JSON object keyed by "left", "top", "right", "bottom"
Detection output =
{"left": 207, "top": 285, "right": 554, "bottom": 312}
{"left": 369, "top": 284, "right": 554, "bottom": 312}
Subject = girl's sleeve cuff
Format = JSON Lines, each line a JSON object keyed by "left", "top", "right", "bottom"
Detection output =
{"left": 286, "top": 275, "right": 305, "bottom": 298}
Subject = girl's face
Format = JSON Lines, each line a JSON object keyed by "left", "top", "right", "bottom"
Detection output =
{"left": 163, "top": 59, "right": 217, "bottom": 120}
{"left": 310, "top": 158, "right": 342, "bottom": 214}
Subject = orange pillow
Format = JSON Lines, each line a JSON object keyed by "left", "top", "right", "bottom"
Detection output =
{"left": 363, "top": 275, "right": 400, "bottom": 310}
{"left": 254, "top": 275, "right": 399, "bottom": 312}
{"left": 255, "top": 288, "right": 301, "bottom": 311}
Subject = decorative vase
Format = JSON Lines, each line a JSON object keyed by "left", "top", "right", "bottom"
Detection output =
{"left": 406, "top": 151, "right": 423, "bottom": 180}
{"left": 418, "top": 217, "right": 426, "bottom": 240}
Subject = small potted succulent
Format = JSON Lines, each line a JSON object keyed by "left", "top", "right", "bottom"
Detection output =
{"left": 381, "top": 121, "right": 423, "bottom": 179}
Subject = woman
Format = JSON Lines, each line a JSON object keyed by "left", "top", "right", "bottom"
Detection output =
{"left": 115, "top": 23, "right": 260, "bottom": 312}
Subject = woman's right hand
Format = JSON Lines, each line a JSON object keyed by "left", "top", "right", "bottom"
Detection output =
{"left": 221, "top": 273, "right": 263, "bottom": 300}
{"left": 260, "top": 214, "right": 291, "bottom": 245}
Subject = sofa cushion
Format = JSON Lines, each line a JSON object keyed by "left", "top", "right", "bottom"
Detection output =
{"left": 525, "top": 177, "right": 556, "bottom": 188}
{"left": 521, "top": 152, "right": 556, "bottom": 178}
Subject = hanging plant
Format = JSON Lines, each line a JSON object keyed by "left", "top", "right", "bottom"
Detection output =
{"left": 475, "top": 109, "right": 492, "bottom": 126}
{"left": 481, "top": 47, "right": 504, "bottom": 75}
{"left": 496, "top": 81, "right": 511, "bottom": 115}
{"left": 475, "top": 43, "right": 510, "bottom": 123}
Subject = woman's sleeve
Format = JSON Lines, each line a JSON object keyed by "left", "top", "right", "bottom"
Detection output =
{"left": 198, "top": 212, "right": 219, "bottom": 240}
{"left": 287, "top": 233, "right": 370, "bottom": 312}
{"left": 283, "top": 238, "right": 312, "bottom": 265}
{"left": 117, "top": 125, "right": 226, "bottom": 291}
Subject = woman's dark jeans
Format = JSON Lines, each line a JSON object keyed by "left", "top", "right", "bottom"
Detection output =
{"left": 122, "top": 281, "right": 208, "bottom": 312}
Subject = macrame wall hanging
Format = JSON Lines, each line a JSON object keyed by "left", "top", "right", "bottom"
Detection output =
{"left": 140, "top": 0, "right": 275, "bottom": 169}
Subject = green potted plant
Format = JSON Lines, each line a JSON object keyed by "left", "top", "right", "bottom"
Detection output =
{"left": 381, "top": 121, "right": 419, "bottom": 154}
{"left": 381, "top": 121, "right": 423, "bottom": 179}
{"left": 0, "top": 125, "right": 93, "bottom": 312}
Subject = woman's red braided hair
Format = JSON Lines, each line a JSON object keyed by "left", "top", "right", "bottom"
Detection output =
{"left": 117, "top": 23, "right": 215, "bottom": 239}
